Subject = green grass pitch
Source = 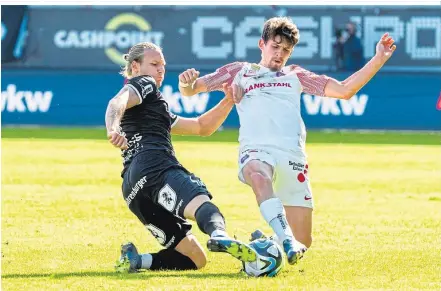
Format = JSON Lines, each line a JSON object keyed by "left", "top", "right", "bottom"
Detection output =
{"left": 2, "top": 128, "right": 440, "bottom": 290}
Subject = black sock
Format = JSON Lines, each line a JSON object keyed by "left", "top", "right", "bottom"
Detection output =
{"left": 194, "top": 201, "right": 226, "bottom": 236}
{"left": 149, "top": 249, "right": 197, "bottom": 270}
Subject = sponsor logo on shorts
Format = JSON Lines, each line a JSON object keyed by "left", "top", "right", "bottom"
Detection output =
{"left": 146, "top": 224, "right": 166, "bottom": 245}
{"left": 125, "top": 176, "right": 147, "bottom": 206}
{"left": 290, "top": 162, "right": 310, "bottom": 184}
{"left": 158, "top": 184, "right": 177, "bottom": 212}
{"left": 174, "top": 199, "right": 183, "bottom": 216}
{"left": 289, "top": 161, "right": 305, "bottom": 171}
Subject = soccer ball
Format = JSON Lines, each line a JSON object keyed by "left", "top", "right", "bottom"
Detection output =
{"left": 242, "top": 238, "right": 284, "bottom": 277}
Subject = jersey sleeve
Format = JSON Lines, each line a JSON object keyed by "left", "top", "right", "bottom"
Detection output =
{"left": 126, "top": 76, "right": 157, "bottom": 103}
{"left": 170, "top": 112, "right": 179, "bottom": 128}
{"left": 201, "top": 62, "right": 245, "bottom": 92}
{"left": 291, "top": 65, "right": 330, "bottom": 97}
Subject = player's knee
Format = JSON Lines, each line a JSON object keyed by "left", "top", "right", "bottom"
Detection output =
{"left": 249, "top": 171, "right": 272, "bottom": 188}
{"left": 184, "top": 195, "right": 211, "bottom": 220}
{"left": 248, "top": 171, "right": 272, "bottom": 201}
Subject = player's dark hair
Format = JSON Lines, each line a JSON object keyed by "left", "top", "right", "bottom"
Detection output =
{"left": 261, "top": 17, "right": 300, "bottom": 47}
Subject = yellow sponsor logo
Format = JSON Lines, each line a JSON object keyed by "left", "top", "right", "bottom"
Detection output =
{"left": 54, "top": 13, "right": 164, "bottom": 65}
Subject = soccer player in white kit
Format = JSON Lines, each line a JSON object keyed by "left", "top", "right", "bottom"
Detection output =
{"left": 178, "top": 17, "right": 396, "bottom": 265}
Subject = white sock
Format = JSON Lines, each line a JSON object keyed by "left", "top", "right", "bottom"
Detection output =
{"left": 270, "top": 234, "right": 283, "bottom": 249}
{"left": 210, "top": 229, "right": 228, "bottom": 238}
{"left": 140, "top": 253, "right": 153, "bottom": 269}
{"left": 259, "top": 197, "right": 294, "bottom": 243}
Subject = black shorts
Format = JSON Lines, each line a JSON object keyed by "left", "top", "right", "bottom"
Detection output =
{"left": 122, "top": 152, "right": 212, "bottom": 249}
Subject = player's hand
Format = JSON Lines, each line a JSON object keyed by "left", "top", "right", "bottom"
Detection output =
{"left": 222, "top": 83, "right": 234, "bottom": 103}
{"left": 179, "top": 68, "right": 200, "bottom": 87}
{"left": 107, "top": 131, "right": 128, "bottom": 150}
{"left": 375, "top": 33, "right": 396, "bottom": 61}
{"left": 231, "top": 84, "right": 244, "bottom": 104}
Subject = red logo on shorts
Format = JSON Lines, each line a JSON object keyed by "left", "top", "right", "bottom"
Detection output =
{"left": 304, "top": 196, "right": 312, "bottom": 201}
{"left": 297, "top": 164, "right": 309, "bottom": 183}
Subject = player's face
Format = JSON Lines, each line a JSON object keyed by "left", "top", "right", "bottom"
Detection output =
{"left": 259, "top": 35, "right": 293, "bottom": 71}
{"left": 138, "top": 49, "right": 166, "bottom": 87}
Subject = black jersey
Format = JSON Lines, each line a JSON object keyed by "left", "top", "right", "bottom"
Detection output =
{"left": 120, "top": 75, "right": 180, "bottom": 174}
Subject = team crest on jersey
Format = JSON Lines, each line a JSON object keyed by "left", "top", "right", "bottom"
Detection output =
{"left": 251, "top": 64, "right": 261, "bottom": 71}
{"left": 243, "top": 70, "right": 258, "bottom": 77}
{"left": 243, "top": 64, "right": 261, "bottom": 78}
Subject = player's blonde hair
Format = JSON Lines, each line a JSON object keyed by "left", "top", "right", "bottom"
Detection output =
{"left": 261, "top": 17, "right": 300, "bottom": 47}
{"left": 120, "top": 42, "right": 162, "bottom": 79}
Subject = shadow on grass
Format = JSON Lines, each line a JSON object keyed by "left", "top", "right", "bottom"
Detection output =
{"left": 2, "top": 271, "right": 245, "bottom": 280}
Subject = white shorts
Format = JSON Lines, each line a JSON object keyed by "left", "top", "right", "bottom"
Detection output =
{"left": 238, "top": 146, "right": 313, "bottom": 209}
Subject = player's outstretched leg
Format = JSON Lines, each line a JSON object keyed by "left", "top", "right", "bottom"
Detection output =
{"left": 191, "top": 199, "right": 257, "bottom": 263}
{"left": 242, "top": 159, "right": 307, "bottom": 265}
{"left": 115, "top": 242, "right": 200, "bottom": 273}
{"left": 115, "top": 242, "right": 141, "bottom": 273}
{"left": 207, "top": 235, "right": 257, "bottom": 263}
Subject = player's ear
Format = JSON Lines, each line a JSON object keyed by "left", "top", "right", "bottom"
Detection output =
{"left": 131, "top": 60, "right": 140, "bottom": 76}
{"left": 258, "top": 39, "right": 265, "bottom": 51}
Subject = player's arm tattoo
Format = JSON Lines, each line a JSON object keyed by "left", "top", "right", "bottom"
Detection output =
{"left": 105, "top": 87, "right": 130, "bottom": 133}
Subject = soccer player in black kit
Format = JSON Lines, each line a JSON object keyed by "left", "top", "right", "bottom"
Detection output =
{"left": 105, "top": 42, "right": 257, "bottom": 273}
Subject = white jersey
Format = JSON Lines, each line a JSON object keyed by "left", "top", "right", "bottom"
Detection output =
{"left": 202, "top": 62, "right": 329, "bottom": 156}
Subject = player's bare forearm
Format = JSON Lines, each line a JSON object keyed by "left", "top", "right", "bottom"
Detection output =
{"left": 105, "top": 88, "right": 129, "bottom": 134}
{"left": 106, "top": 86, "right": 141, "bottom": 150}
{"left": 342, "top": 55, "right": 386, "bottom": 96}
{"left": 325, "top": 55, "right": 387, "bottom": 99}
{"left": 172, "top": 83, "right": 233, "bottom": 136}
{"left": 325, "top": 33, "right": 396, "bottom": 99}
{"left": 197, "top": 95, "right": 234, "bottom": 136}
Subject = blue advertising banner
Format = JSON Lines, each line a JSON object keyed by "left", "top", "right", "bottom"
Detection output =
{"left": 2, "top": 70, "right": 440, "bottom": 130}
